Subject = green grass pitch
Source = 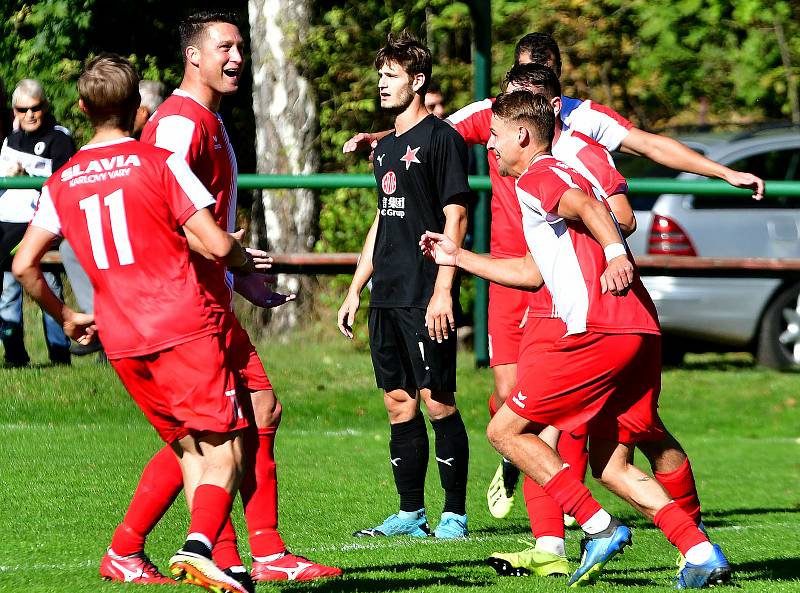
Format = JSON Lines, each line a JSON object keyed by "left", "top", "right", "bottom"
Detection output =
{"left": 1, "top": 318, "right": 799, "bottom": 592}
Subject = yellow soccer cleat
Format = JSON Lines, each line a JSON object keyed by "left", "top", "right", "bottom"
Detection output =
{"left": 487, "top": 541, "right": 569, "bottom": 577}
{"left": 487, "top": 464, "right": 515, "bottom": 519}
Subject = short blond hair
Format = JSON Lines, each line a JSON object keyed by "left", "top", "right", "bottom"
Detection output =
{"left": 78, "top": 54, "right": 140, "bottom": 130}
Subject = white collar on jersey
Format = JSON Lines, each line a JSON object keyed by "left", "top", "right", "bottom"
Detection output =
{"left": 172, "top": 89, "right": 220, "bottom": 116}
{"left": 79, "top": 137, "right": 135, "bottom": 151}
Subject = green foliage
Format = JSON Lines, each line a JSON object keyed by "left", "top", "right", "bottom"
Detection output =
{"left": 0, "top": 1, "right": 95, "bottom": 140}
{"left": 0, "top": 0, "right": 253, "bottom": 158}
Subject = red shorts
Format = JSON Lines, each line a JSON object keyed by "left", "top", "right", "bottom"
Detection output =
{"left": 218, "top": 312, "right": 273, "bottom": 392}
{"left": 509, "top": 331, "right": 665, "bottom": 444}
{"left": 488, "top": 282, "right": 529, "bottom": 367}
{"left": 111, "top": 334, "right": 248, "bottom": 444}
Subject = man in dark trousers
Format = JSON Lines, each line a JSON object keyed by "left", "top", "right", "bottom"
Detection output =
{"left": 0, "top": 78, "right": 73, "bottom": 366}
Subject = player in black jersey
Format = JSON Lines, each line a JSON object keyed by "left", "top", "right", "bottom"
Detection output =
{"left": 338, "top": 32, "right": 471, "bottom": 539}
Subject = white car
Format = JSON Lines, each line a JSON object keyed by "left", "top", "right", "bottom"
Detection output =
{"left": 618, "top": 126, "right": 800, "bottom": 368}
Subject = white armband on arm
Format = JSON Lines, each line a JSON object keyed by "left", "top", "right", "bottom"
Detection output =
{"left": 604, "top": 243, "right": 626, "bottom": 262}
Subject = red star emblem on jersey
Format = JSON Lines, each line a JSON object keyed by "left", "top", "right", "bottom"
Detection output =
{"left": 400, "top": 145, "right": 421, "bottom": 170}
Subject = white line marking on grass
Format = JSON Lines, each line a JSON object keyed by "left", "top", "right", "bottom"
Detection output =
{"left": 0, "top": 559, "right": 94, "bottom": 573}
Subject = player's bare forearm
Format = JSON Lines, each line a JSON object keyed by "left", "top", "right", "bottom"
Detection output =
{"left": 621, "top": 128, "right": 727, "bottom": 177}
{"left": 557, "top": 189, "right": 623, "bottom": 248}
{"left": 606, "top": 193, "right": 637, "bottom": 237}
{"left": 460, "top": 250, "right": 542, "bottom": 289}
{"left": 432, "top": 202, "right": 468, "bottom": 294}
{"left": 183, "top": 226, "right": 214, "bottom": 260}
{"left": 348, "top": 210, "right": 380, "bottom": 296}
{"left": 620, "top": 128, "right": 765, "bottom": 198}
{"left": 12, "top": 229, "right": 70, "bottom": 325}
{"left": 342, "top": 130, "right": 393, "bottom": 154}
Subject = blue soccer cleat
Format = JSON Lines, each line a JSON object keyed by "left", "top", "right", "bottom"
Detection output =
{"left": 675, "top": 544, "right": 732, "bottom": 589}
{"left": 568, "top": 520, "right": 632, "bottom": 587}
{"left": 353, "top": 510, "right": 431, "bottom": 537}
{"left": 676, "top": 522, "right": 709, "bottom": 572}
{"left": 434, "top": 512, "right": 468, "bottom": 539}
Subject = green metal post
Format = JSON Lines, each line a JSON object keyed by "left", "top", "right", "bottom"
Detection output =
{"left": 468, "top": 0, "right": 492, "bottom": 367}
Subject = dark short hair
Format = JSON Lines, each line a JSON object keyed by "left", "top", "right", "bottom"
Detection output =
{"left": 492, "top": 90, "right": 555, "bottom": 149}
{"left": 179, "top": 10, "right": 240, "bottom": 55}
{"left": 375, "top": 31, "right": 432, "bottom": 95}
{"left": 514, "top": 32, "right": 562, "bottom": 77}
{"left": 504, "top": 63, "right": 561, "bottom": 100}
{"left": 78, "top": 53, "right": 140, "bottom": 131}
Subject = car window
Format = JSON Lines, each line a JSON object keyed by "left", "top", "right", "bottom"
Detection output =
{"left": 613, "top": 152, "right": 683, "bottom": 211}
{"left": 694, "top": 149, "right": 800, "bottom": 209}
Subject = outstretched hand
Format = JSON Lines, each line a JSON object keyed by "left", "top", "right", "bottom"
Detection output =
{"left": 342, "top": 132, "right": 378, "bottom": 156}
{"left": 235, "top": 273, "right": 296, "bottom": 309}
{"left": 231, "top": 229, "right": 273, "bottom": 270}
{"left": 726, "top": 170, "right": 765, "bottom": 201}
{"left": 419, "top": 231, "right": 459, "bottom": 266}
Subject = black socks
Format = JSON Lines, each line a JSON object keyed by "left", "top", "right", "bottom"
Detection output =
{"left": 389, "top": 414, "right": 429, "bottom": 512}
{"left": 431, "top": 411, "right": 469, "bottom": 516}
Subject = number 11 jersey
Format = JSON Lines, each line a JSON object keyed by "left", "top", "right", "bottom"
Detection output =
{"left": 32, "top": 137, "right": 219, "bottom": 359}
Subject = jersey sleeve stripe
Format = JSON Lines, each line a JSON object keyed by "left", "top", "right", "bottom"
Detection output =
{"left": 155, "top": 115, "right": 196, "bottom": 161}
{"left": 166, "top": 153, "right": 216, "bottom": 210}
{"left": 447, "top": 98, "right": 493, "bottom": 125}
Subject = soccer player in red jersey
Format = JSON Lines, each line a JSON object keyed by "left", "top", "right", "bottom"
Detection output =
{"left": 13, "top": 54, "right": 257, "bottom": 593}
{"left": 485, "top": 61, "right": 710, "bottom": 577}
{"left": 104, "top": 11, "right": 340, "bottom": 589}
{"left": 420, "top": 90, "right": 732, "bottom": 589}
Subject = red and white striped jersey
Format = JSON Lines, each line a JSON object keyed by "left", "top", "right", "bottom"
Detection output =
{"left": 516, "top": 155, "right": 659, "bottom": 336}
{"left": 140, "top": 89, "right": 238, "bottom": 313}
{"left": 560, "top": 95, "right": 633, "bottom": 152}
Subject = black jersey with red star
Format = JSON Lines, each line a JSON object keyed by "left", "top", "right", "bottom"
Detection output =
{"left": 370, "top": 114, "right": 470, "bottom": 308}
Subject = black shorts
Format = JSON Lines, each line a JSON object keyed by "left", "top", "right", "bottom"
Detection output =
{"left": 368, "top": 307, "right": 457, "bottom": 393}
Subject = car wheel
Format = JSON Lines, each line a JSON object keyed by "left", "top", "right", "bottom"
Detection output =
{"left": 757, "top": 283, "right": 800, "bottom": 369}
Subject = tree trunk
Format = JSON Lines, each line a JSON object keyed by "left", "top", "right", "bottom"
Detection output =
{"left": 248, "top": 0, "right": 318, "bottom": 333}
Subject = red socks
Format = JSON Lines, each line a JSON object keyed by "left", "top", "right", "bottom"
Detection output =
{"left": 654, "top": 501, "right": 708, "bottom": 555}
{"left": 557, "top": 432, "right": 589, "bottom": 483}
{"left": 523, "top": 476, "right": 565, "bottom": 538}
{"left": 655, "top": 458, "right": 702, "bottom": 524}
{"left": 110, "top": 446, "right": 183, "bottom": 556}
{"left": 240, "top": 425, "right": 286, "bottom": 557}
{"left": 212, "top": 519, "right": 243, "bottom": 570}
{"left": 542, "top": 467, "right": 602, "bottom": 525}
{"left": 189, "top": 484, "right": 234, "bottom": 547}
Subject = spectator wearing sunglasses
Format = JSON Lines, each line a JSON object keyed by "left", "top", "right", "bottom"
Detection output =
{"left": 0, "top": 79, "right": 74, "bottom": 366}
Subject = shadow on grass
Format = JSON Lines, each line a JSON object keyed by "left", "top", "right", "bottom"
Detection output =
{"left": 612, "top": 506, "right": 800, "bottom": 532}
{"left": 674, "top": 357, "right": 755, "bottom": 372}
{"left": 343, "top": 558, "right": 489, "bottom": 574}
{"left": 732, "top": 557, "right": 800, "bottom": 582}
{"left": 278, "top": 559, "right": 495, "bottom": 591}
{"left": 472, "top": 523, "right": 533, "bottom": 537}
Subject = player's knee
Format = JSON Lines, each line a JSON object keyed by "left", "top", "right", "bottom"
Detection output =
{"left": 486, "top": 419, "right": 508, "bottom": 452}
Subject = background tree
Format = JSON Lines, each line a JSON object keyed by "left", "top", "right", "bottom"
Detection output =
{"left": 248, "top": 0, "right": 318, "bottom": 333}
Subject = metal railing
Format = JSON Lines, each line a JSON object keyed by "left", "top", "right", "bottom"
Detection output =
{"left": 7, "top": 174, "right": 800, "bottom": 366}
{"left": 5, "top": 173, "right": 800, "bottom": 195}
